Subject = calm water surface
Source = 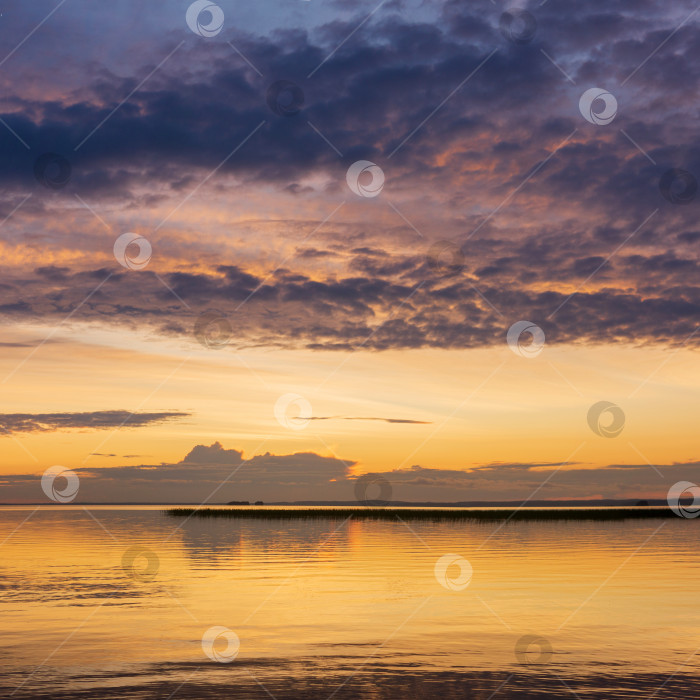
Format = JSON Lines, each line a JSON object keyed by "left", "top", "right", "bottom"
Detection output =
{"left": 1, "top": 506, "right": 699, "bottom": 699}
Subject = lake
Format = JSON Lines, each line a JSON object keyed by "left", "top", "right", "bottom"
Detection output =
{"left": 1, "top": 505, "right": 699, "bottom": 699}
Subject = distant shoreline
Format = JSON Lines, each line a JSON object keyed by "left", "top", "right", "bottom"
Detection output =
{"left": 0, "top": 498, "right": 678, "bottom": 508}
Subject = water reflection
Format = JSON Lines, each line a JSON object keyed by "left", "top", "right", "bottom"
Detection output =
{"left": 177, "top": 516, "right": 353, "bottom": 565}
{"left": 0, "top": 506, "right": 699, "bottom": 699}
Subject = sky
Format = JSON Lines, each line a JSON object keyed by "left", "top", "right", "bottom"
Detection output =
{"left": 0, "top": 0, "right": 699, "bottom": 503}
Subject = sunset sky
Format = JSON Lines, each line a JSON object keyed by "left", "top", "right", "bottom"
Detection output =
{"left": 1, "top": 0, "right": 699, "bottom": 503}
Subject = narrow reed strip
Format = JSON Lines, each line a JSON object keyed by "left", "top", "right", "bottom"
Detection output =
{"left": 165, "top": 507, "right": 677, "bottom": 521}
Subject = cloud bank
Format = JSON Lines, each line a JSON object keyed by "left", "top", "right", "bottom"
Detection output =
{"left": 2, "top": 441, "right": 698, "bottom": 503}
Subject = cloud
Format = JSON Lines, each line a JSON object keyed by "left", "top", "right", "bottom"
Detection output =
{"left": 89, "top": 453, "right": 151, "bottom": 459}
{"left": 0, "top": 442, "right": 354, "bottom": 503}
{"left": 0, "top": 249, "right": 698, "bottom": 352}
{"left": 2, "top": 441, "right": 700, "bottom": 504}
{"left": 347, "top": 460, "right": 700, "bottom": 503}
{"left": 0, "top": 410, "right": 189, "bottom": 435}
{"left": 0, "top": 0, "right": 698, "bottom": 353}
{"left": 307, "top": 416, "right": 432, "bottom": 424}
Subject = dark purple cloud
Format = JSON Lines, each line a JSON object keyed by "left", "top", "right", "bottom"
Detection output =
{"left": 0, "top": 0, "right": 697, "bottom": 350}
{"left": 0, "top": 256, "right": 697, "bottom": 350}
{"left": 0, "top": 410, "right": 189, "bottom": 434}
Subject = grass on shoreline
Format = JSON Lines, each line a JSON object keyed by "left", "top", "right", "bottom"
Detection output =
{"left": 165, "top": 506, "right": 678, "bottom": 522}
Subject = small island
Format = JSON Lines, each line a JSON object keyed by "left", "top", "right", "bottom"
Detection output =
{"left": 226, "top": 501, "right": 265, "bottom": 506}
